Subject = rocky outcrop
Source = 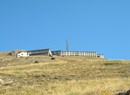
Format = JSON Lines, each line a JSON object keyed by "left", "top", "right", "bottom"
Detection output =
{"left": 116, "top": 90, "right": 130, "bottom": 95}
{"left": 0, "top": 76, "right": 14, "bottom": 86}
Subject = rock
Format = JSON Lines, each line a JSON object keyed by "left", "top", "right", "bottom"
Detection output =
{"left": 4, "top": 80, "right": 13, "bottom": 86}
{"left": 1, "top": 59, "right": 5, "bottom": 63}
{"left": 7, "top": 51, "right": 17, "bottom": 56}
{"left": 0, "top": 76, "right": 13, "bottom": 86}
{"left": 117, "top": 93, "right": 126, "bottom": 95}
{"left": 51, "top": 57, "right": 55, "bottom": 60}
{"left": 116, "top": 90, "right": 130, "bottom": 95}
{"left": 0, "top": 78, "right": 5, "bottom": 85}
{"left": 33, "top": 61, "right": 39, "bottom": 63}
{"left": 126, "top": 90, "right": 130, "bottom": 95}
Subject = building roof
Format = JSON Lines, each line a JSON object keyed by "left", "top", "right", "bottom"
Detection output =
{"left": 27, "top": 48, "right": 50, "bottom": 52}
{"left": 53, "top": 50, "right": 97, "bottom": 53}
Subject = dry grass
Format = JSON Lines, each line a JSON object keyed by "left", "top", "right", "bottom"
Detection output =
{"left": 0, "top": 56, "right": 130, "bottom": 95}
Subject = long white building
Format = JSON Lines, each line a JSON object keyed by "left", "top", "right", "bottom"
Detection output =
{"left": 52, "top": 50, "right": 104, "bottom": 58}
{"left": 17, "top": 49, "right": 104, "bottom": 58}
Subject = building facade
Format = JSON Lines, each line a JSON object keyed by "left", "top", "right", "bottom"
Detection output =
{"left": 97, "top": 54, "right": 104, "bottom": 58}
{"left": 17, "top": 52, "right": 29, "bottom": 57}
{"left": 52, "top": 50, "right": 104, "bottom": 58}
{"left": 17, "top": 49, "right": 105, "bottom": 58}
{"left": 17, "top": 49, "right": 52, "bottom": 57}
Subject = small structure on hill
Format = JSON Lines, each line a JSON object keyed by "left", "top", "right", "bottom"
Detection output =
{"left": 17, "top": 49, "right": 52, "bottom": 57}
{"left": 97, "top": 54, "right": 104, "bottom": 58}
{"left": 17, "top": 51, "right": 29, "bottom": 57}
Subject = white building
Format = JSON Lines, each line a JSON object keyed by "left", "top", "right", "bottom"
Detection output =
{"left": 52, "top": 50, "right": 105, "bottom": 58}
{"left": 97, "top": 54, "right": 105, "bottom": 58}
{"left": 17, "top": 49, "right": 52, "bottom": 57}
{"left": 17, "top": 51, "right": 29, "bottom": 57}
{"left": 17, "top": 49, "right": 105, "bottom": 58}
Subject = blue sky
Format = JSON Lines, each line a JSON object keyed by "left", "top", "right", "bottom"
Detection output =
{"left": 0, "top": 0, "right": 130, "bottom": 59}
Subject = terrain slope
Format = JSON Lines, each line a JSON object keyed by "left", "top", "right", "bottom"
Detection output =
{"left": 0, "top": 54, "right": 130, "bottom": 95}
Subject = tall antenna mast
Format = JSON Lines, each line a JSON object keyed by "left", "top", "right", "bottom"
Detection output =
{"left": 66, "top": 39, "right": 69, "bottom": 51}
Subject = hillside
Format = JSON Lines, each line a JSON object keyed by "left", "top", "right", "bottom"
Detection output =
{"left": 0, "top": 53, "right": 130, "bottom": 95}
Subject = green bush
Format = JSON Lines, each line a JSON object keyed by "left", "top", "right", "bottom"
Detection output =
{"left": 103, "top": 63, "right": 114, "bottom": 65}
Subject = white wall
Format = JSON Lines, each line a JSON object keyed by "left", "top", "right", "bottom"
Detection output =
{"left": 17, "top": 52, "right": 29, "bottom": 57}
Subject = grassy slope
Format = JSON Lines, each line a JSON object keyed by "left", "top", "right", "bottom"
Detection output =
{"left": 0, "top": 56, "right": 130, "bottom": 95}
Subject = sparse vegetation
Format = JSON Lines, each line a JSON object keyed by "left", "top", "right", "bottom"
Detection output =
{"left": 0, "top": 54, "right": 130, "bottom": 95}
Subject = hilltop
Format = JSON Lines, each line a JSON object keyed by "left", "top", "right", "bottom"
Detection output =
{"left": 0, "top": 51, "right": 130, "bottom": 95}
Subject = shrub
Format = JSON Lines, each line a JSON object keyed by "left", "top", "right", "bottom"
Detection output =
{"left": 103, "top": 63, "right": 114, "bottom": 65}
